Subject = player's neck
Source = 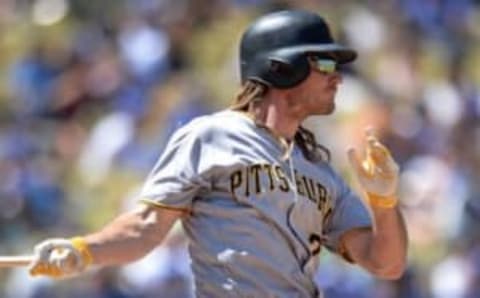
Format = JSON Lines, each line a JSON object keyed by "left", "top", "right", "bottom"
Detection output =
{"left": 252, "top": 94, "right": 303, "bottom": 140}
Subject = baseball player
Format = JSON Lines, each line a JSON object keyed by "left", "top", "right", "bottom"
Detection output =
{"left": 29, "top": 10, "right": 407, "bottom": 298}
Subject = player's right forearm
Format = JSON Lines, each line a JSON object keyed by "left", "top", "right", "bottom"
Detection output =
{"left": 363, "top": 204, "right": 407, "bottom": 279}
{"left": 83, "top": 204, "right": 183, "bottom": 266}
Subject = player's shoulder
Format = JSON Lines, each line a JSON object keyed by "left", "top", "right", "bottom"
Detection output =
{"left": 171, "top": 109, "right": 253, "bottom": 141}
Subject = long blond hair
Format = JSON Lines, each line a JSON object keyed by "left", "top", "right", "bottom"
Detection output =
{"left": 229, "top": 81, "right": 330, "bottom": 163}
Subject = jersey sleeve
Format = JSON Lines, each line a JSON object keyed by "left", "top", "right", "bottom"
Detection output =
{"left": 139, "top": 123, "right": 213, "bottom": 211}
{"left": 322, "top": 170, "right": 372, "bottom": 257}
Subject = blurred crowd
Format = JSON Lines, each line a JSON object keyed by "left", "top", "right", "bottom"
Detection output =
{"left": 0, "top": 0, "right": 479, "bottom": 297}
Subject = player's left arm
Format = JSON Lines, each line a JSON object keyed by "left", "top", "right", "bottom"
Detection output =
{"left": 341, "top": 128, "right": 408, "bottom": 280}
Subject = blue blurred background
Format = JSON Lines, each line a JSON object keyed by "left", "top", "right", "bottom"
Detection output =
{"left": 0, "top": 0, "right": 479, "bottom": 297}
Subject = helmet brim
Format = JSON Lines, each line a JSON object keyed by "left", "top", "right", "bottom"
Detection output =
{"left": 277, "top": 44, "right": 357, "bottom": 64}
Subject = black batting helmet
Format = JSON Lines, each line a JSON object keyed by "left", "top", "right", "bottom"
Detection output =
{"left": 239, "top": 10, "right": 357, "bottom": 89}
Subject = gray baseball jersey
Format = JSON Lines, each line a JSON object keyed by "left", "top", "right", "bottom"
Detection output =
{"left": 140, "top": 110, "right": 372, "bottom": 298}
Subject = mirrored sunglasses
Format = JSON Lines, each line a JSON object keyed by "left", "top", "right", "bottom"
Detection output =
{"left": 311, "top": 58, "right": 337, "bottom": 74}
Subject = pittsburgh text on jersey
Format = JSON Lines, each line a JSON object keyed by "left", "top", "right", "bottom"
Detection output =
{"left": 229, "top": 163, "right": 333, "bottom": 216}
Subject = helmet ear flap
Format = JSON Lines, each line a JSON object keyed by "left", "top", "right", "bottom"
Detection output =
{"left": 266, "top": 54, "right": 310, "bottom": 89}
{"left": 242, "top": 52, "right": 310, "bottom": 89}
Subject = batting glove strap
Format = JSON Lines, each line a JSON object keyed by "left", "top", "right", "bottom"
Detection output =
{"left": 70, "top": 237, "right": 93, "bottom": 267}
{"left": 367, "top": 192, "right": 398, "bottom": 209}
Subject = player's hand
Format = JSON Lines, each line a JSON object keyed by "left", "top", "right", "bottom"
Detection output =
{"left": 29, "top": 237, "right": 92, "bottom": 278}
{"left": 347, "top": 128, "right": 399, "bottom": 205}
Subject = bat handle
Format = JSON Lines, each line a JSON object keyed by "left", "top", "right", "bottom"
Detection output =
{"left": 0, "top": 255, "right": 34, "bottom": 267}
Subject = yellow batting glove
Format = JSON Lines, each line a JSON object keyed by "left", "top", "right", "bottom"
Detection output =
{"left": 29, "top": 237, "right": 93, "bottom": 278}
{"left": 347, "top": 128, "right": 400, "bottom": 208}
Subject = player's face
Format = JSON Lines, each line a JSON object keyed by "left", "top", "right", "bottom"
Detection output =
{"left": 288, "top": 57, "right": 342, "bottom": 116}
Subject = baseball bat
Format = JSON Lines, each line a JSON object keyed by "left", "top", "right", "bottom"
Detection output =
{"left": 0, "top": 255, "right": 33, "bottom": 267}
